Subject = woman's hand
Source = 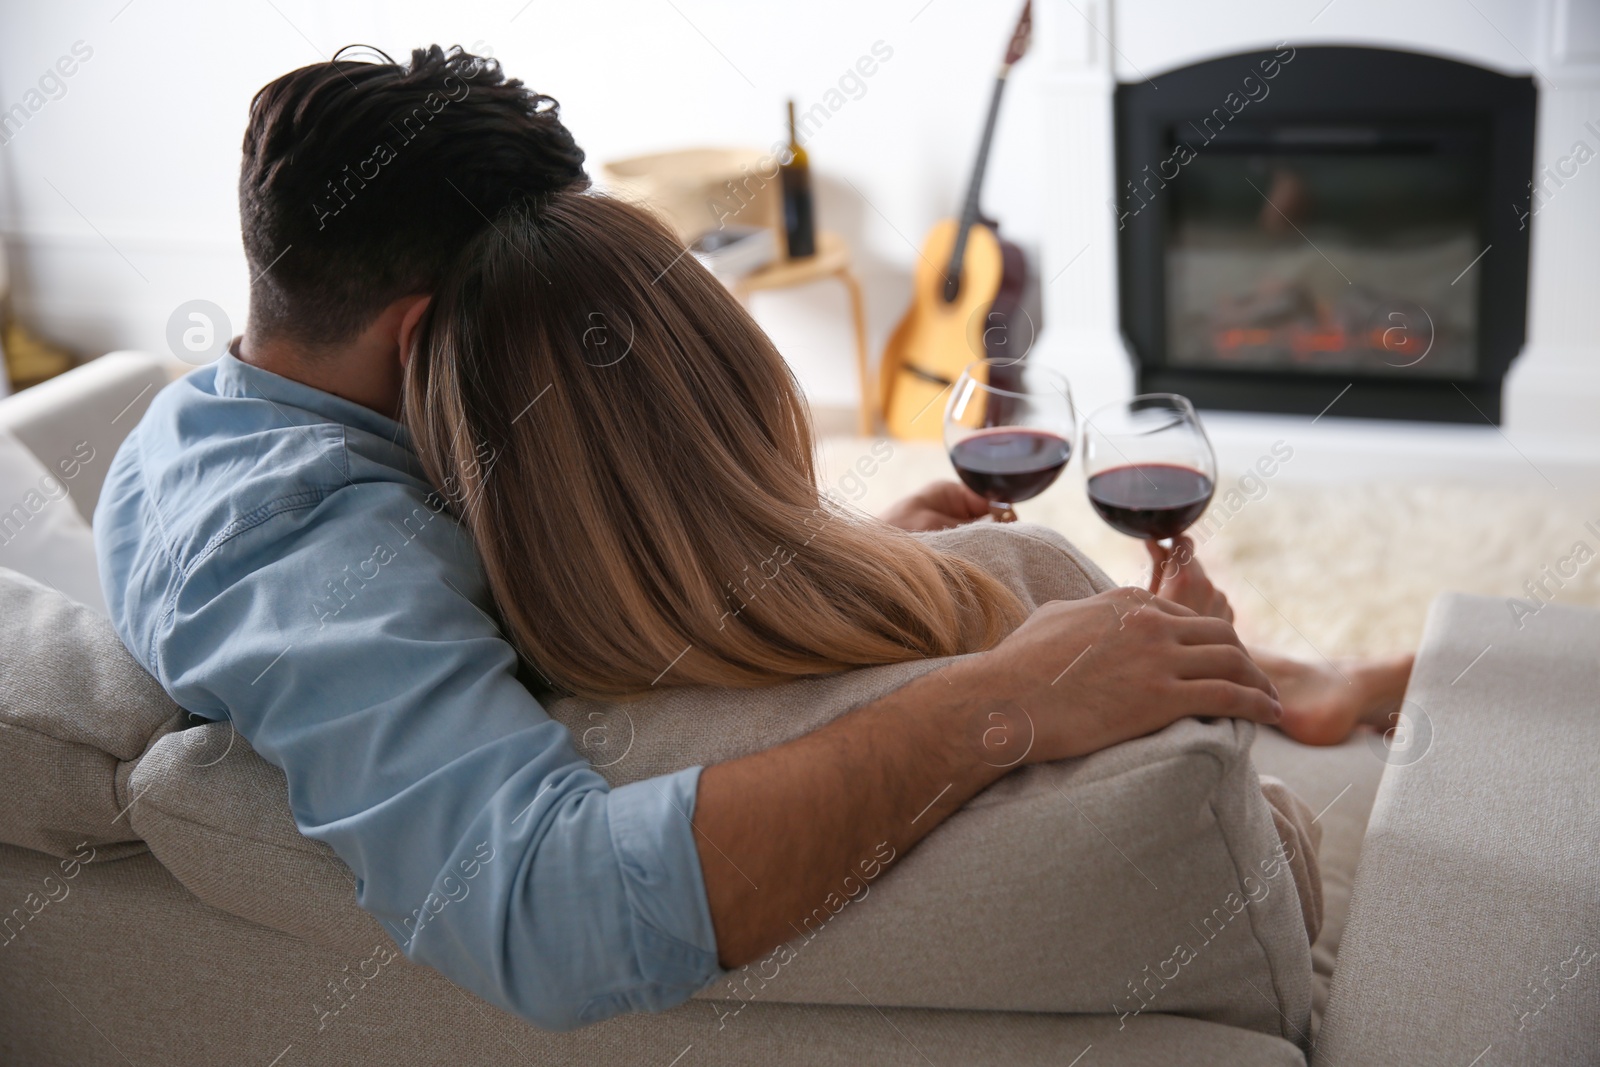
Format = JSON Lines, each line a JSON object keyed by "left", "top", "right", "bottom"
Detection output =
{"left": 880, "top": 480, "right": 995, "bottom": 532}
{"left": 1146, "top": 535, "right": 1233, "bottom": 623}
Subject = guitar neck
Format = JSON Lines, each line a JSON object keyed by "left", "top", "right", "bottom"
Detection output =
{"left": 943, "top": 68, "right": 1012, "bottom": 299}
{"left": 961, "top": 70, "right": 1011, "bottom": 230}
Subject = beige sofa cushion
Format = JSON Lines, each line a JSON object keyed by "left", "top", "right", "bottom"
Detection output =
{"left": 1259, "top": 774, "right": 1324, "bottom": 945}
{"left": 0, "top": 568, "right": 181, "bottom": 860}
{"left": 127, "top": 719, "right": 393, "bottom": 954}
{"left": 130, "top": 712, "right": 1314, "bottom": 1041}
{"left": 1251, "top": 725, "right": 1385, "bottom": 1039}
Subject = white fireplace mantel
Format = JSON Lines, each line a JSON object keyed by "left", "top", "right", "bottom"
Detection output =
{"left": 1029, "top": 0, "right": 1600, "bottom": 484}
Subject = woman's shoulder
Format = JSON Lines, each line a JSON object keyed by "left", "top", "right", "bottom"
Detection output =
{"left": 550, "top": 655, "right": 947, "bottom": 788}
{"left": 915, "top": 521, "right": 1117, "bottom": 610}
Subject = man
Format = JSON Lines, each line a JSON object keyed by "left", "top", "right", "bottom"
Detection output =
{"left": 95, "top": 46, "right": 1392, "bottom": 1031}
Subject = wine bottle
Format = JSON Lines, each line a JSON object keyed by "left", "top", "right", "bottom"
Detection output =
{"left": 780, "top": 100, "right": 816, "bottom": 259}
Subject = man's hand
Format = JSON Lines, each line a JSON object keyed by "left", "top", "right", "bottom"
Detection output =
{"left": 951, "top": 587, "right": 1279, "bottom": 765}
{"left": 880, "top": 480, "right": 997, "bottom": 532}
{"left": 1145, "top": 535, "right": 1232, "bottom": 623}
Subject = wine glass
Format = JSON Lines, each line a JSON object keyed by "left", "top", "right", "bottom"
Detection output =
{"left": 944, "top": 359, "right": 1075, "bottom": 522}
{"left": 1082, "top": 394, "right": 1216, "bottom": 545}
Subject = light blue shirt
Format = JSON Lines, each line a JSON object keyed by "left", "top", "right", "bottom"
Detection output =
{"left": 94, "top": 352, "right": 723, "bottom": 1030}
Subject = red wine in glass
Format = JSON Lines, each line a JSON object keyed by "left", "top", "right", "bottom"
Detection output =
{"left": 1083, "top": 394, "right": 1215, "bottom": 543}
{"left": 944, "top": 360, "right": 1076, "bottom": 521}
{"left": 1087, "top": 463, "right": 1215, "bottom": 540}
{"left": 950, "top": 428, "right": 1073, "bottom": 504}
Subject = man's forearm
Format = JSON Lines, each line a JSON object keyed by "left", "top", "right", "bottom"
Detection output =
{"left": 690, "top": 588, "right": 1286, "bottom": 971}
{"left": 692, "top": 658, "right": 1005, "bottom": 968}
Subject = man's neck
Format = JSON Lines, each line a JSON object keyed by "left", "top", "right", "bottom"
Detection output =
{"left": 238, "top": 327, "right": 405, "bottom": 420}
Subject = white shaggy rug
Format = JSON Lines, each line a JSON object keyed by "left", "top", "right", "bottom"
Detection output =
{"left": 818, "top": 436, "right": 1600, "bottom": 659}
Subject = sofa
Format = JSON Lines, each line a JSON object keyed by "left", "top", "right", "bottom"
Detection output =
{"left": 1, "top": 354, "right": 1595, "bottom": 1065}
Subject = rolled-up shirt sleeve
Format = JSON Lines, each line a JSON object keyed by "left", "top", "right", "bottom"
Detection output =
{"left": 142, "top": 479, "right": 724, "bottom": 1030}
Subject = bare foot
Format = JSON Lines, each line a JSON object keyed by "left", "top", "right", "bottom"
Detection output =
{"left": 1251, "top": 649, "right": 1415, "bottom": 746}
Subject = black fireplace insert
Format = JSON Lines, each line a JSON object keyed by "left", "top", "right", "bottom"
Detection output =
{"left": 1113, "top": 46, "right": 1535, "bottom": 423}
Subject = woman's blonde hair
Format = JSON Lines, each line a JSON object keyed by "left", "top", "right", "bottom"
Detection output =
{"left": 406, "top": 192, "right": 1022, "bottom": 699}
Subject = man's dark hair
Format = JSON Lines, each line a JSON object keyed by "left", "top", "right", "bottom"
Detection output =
{"left": 240, "top": 44, "right": 587, "bottom": 346}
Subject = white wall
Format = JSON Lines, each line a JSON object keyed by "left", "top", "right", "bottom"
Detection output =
{"left": 0, "top": 0, "right": 1054, "bottom": 408}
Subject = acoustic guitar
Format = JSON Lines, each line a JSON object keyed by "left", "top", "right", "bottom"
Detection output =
{"left": 880, "top": 1, "right": 1033, "bottom": 440}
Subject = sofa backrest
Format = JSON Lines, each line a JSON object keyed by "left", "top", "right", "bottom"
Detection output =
{"left": 0, "top": 527, "right": 1316, "bottom": 1046}
{"left": 0, "top": 351, "right": 172, "bottom": 522}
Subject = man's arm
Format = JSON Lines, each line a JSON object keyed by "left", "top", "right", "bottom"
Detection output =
{"left": 131, "top": 481, "right": 731, "bottom": 1031}
{"left": 694, "top": 587, "right": 1282, "bottom": 967}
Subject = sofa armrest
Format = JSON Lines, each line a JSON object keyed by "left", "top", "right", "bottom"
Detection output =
{"left": 0, "top": 351, "right": 172, "bottom": 522}
{"left": 0, "top": 568, "right": 182, "bottom": 860}
{"left": 1315, "top": 593, "right": 1600, "bottom": 1066}
{"left": 701, "top": 718, "right": 1314, "bottom": 1037}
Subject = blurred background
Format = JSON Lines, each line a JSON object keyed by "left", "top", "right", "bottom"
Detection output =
{"left": 0, "top": 0, "right": 1054, "bottom": 407}
{"left": 3, "top": 0, "right": 1583, "bottom": 420}
{"left": 2, "top": 0, "right": 1597, "bottom": 657}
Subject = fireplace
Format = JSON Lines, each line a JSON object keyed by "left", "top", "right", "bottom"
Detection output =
{"left": 1113, "top": 46, "right": 1536, "bottom": 423}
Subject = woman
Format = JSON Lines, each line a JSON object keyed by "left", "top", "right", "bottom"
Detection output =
{"left": 405, "top": 192, "right": 1036, "bottom": 700}
{"left": 404, "top": 190, "right": 1404, "bottom": 735}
